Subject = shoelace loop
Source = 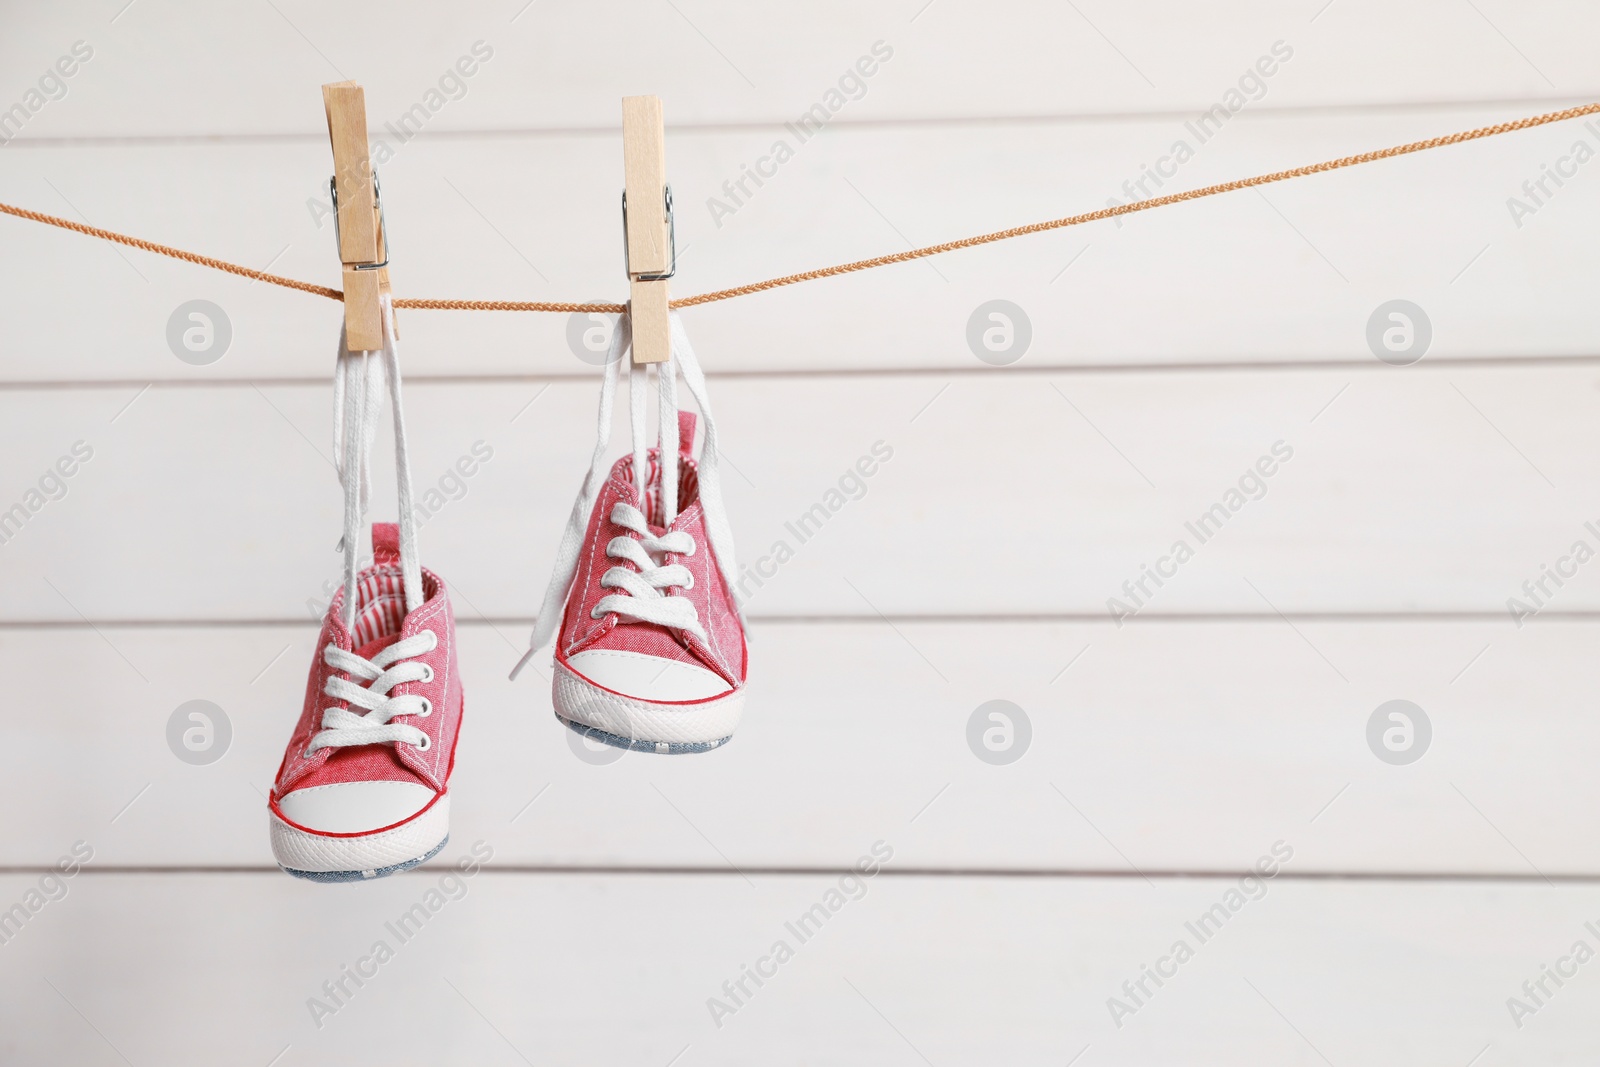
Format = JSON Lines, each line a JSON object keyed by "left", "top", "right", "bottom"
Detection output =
{"left": 592, "top": 502, "right": 707, "bottom": 640}
{"left": 306, "top": 630, "right": 438, "bottom": 757}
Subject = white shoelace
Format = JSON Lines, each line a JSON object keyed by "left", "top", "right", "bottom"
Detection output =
{"left": 592, "top": 501, "right": 707, "bottom": 640}
{"left": 511, "top": 313, "right": 740, "bottom": 680}
{"left": 311, "top": 294, "right": 431, "bottom": 754}
{"left": 306, "top": 631, "right": 438, "bottom": 755}
{"left": 331, "top": 295, "right": 423, "bottom": 632}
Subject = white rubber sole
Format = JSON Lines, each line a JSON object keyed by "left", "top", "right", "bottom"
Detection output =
{"left": 270, "top": 795, "right": 450, "bottom": 882}
{"left": 554, "top": 661, "right": 744, "bottom": 752}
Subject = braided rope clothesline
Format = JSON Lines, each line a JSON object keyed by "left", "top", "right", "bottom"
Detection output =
{"left": 3, "top": 101, "right": 1597, "bottom": 314}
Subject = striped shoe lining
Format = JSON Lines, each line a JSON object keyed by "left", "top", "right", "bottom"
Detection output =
{"left": 634, "top": 453, "right": 700, "bottom": 529}
{"left": 351, "top": 568, "right": 409, "bottom": 649}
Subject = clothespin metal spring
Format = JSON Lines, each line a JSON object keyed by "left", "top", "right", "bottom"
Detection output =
{"left": 329, "top": 171, "right": 391, "bottom": 272}
{"left": 621, "top": 185, "right": 675, "bottom": 282}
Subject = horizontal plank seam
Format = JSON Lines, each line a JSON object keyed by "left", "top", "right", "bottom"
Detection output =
{"left": 6, "top": 865, "right": 1596, "bottom": 882}
{"left": 3, "top": 353, "right": 1600, "bottom": 393}
{"left": 0, "top": 93, "right": 1593, "bottom": 149}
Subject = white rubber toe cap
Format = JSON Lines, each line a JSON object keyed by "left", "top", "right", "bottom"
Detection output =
{"left": 567, "top": 648, "right": 733, "bottom": 702}
{"left": 276, "top": 780, "right": 437, "bottom": 834}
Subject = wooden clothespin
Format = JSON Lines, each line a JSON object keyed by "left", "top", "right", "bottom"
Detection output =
{"left": 322, "top": 81, "right": 392, "bottom": 351}
{"left": 621, "top": 96, "right": 674, "bottom": 364}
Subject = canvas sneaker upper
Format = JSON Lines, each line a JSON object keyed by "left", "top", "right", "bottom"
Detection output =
{"left": 556, "top": 410, "right": 746, "bottom": 702}
{"left": 271, "top": 522, "right": 463, "bottom": 836}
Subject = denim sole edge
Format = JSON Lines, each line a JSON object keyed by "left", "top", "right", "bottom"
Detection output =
{"left": 559, "top": 714, "right": 731, "bottom": 754}
{"left": 280, "top": 834, "right": 450, "bottom": 883}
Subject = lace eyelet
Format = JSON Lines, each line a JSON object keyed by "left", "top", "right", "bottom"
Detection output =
{"left": 419, "top": 663, "right": 435, "bottom": 683}
{"left": 416, "top": 698, "right": 433, "bottom": 718}
{"left": 414, "top": 734, "right": 432, "bottom": 752}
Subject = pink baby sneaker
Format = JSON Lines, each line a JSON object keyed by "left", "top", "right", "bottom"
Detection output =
{"left": 270, "top": 299, "right": 463, "bottom": 880}
{"left": 270, "top": 523, "right": 462, "bottom": 880}
{"left": 515, "top": 313, "right": 747, "bottom": 752}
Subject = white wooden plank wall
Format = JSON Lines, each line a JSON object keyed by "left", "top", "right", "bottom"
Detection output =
{"left": 2, "top": 2, "right": 1598, "bottom": 1063}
